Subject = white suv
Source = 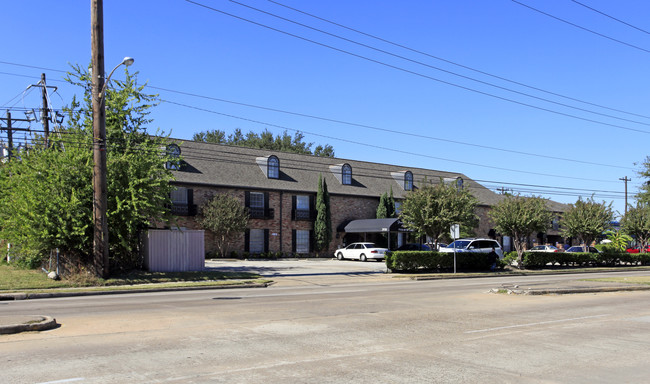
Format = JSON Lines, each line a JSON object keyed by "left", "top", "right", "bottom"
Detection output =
{"left": 438, "top": 238, "right": 504, "bottom": 258}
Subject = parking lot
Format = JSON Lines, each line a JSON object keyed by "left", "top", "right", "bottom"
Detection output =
{"left": 206, "top": 258, "right": 390, "bottom": 286}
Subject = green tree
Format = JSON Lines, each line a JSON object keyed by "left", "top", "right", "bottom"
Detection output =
{"left": 603, "top": 230, "right": 632, "bottom": 252}
{"left": 489, "top": 195, "right": 553, "bottom": 268}
{"left": 636, "top": 156, "right": 650, "bottom": 204}
{"left": 376, "top": 192, "right": 389, "bottom": 219}
{"left": 198, "top": 194, "right": 249, "bottom": 258}
{"left": 0, "top": 65, "right": 176, "bottom": 274}
{"left": 315, "top": 174, "right": 332, "bottom": 252}
{"left": 376, "top": 189, "right": 396, "bottom": 219}
{"left": 621, "top": 202, "right": 650, "bottom": 252}
{"left": 193, "top": 128, "right": 335, "bottom": 157}
{"left": 561, "top": 197, "right": 614, "bottom": 251}
{"left": 399, "top": 179, "right": 478, "bottom": 248}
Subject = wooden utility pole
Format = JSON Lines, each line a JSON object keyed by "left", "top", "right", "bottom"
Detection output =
{"left": 40, "top": 73, "right": 50, "bottom": 147}
{"left": 91, "top": 0, "right": 109, "bottom": 278}
{"left": 0, "top": 111, "right": 31, "bottom": 159}
{"left": 620, "top": 176, "right": 631, "bottom": 216}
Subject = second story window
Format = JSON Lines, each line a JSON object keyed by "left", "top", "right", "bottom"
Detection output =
{"left": 246, "top": 191, "right": 273, "bottom": 219}
{"left": 404, "top": 171, "right": 413, "bottom": 191}
{"left": 268, "top": 155, "right": 279, "bottom": 179}
{"left": 170, "top": 186, "right": 196, "bottom": 216}
{"left": 342, "top": 164, "right": 352, "bottom": 185}
{"left": 293, "top": 195, "right": 313, "bottom": 220}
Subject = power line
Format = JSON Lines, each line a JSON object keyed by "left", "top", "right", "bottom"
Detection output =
{"left": 150, "top": 86, "right": 634, "bottom": 172}
{"left": 512, "top": 0, "right": 650, "bottom": 54}
{"left": 184, "top": 0, "right": 650, "bottom": 135}
{"left": 0, "top": 67, "right": 637, "bottom": 172}
{"left": 268, "top": 0, "right": 650, "bottom": 121}
{"left": 570, "top": 0, "right": 650, "bottom": 35}
{"left": 226, "top": 0, "right": 650, "bottom": 128}
{"left": 160, "top": 98, "right": 619, "bottom": 183}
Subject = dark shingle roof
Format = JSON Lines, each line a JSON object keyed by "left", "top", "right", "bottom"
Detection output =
{"left": 170, "top": 139, "right": 506, "bottom": 206}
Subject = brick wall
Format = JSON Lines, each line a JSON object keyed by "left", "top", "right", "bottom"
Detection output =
{"left": 163, "top": 185, "right": 507, "bottom": 256}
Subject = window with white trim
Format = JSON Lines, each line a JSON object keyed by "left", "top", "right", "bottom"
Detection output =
{"left": 268, "top": 155, "right": 279, "bottom": 179}
{"left": 342, "top": 164, "right": 352, "bottom": 185}
{"left": 404, "top": 171, "right": 413, "bottom": 191}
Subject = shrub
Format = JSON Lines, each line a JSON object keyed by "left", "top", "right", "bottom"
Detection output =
{"left": 386, "top": 251, "right": 493, "bottom": 272}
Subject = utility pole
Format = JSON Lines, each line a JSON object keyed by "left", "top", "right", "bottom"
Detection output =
{"left": 40, "top": 73, "right": 50, "bottom": 147}
{"left": 91, "top": 0, "right": 109, "bottom": 278}
{"left": 620, "top": 176, "right": 631, "bottom": 216}
{"left": 0, "top": 111, "right": 31, "bottom": 159}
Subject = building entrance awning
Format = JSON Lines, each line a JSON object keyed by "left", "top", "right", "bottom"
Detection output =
{"left": 340, "top": 218, "right": 409, "bottom": 233}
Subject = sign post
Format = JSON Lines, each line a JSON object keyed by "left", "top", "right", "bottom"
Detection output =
{"left": 450, "top": 224, "right": 460, "bottom": 274}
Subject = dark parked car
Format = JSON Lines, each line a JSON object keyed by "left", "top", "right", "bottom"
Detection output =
{"left": 396, "top": 243, "right": 431, "bottom": 251}
{"left": 566, "top": 246, "right": 600, "bottom": 253}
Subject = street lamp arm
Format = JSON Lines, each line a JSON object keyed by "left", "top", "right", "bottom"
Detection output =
{"left": 99, "top": 57, "right": 135, "bottom": 99}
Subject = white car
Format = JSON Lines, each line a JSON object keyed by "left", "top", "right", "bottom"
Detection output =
{"left": 529, "top": 245, "right": 559, "bottom": 253}
{"left": 438, "top": 238, "right": 504, "bottom": 258}
{"left": 335, "top": 242, "right": 388, "bottom": 261}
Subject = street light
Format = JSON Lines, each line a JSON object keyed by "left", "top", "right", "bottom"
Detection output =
{"left": 91, "top": 55, "right": 134, "bottom": 278}
{"left": 100, "top": 57, "right": 134, "bottom": 97}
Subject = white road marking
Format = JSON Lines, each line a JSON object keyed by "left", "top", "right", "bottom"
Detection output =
{"left": 465, "top": 314, "right": 610, "bottom": 334}
{"left": 36, "top": 379, "right": 85, "bottom": 384}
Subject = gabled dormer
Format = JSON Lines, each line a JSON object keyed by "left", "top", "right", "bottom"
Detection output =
{"left": 329, "top": 163, "right": 352, "bottom": 185}
{"left": 256, "top": 155, "right": 280, "bottom": 179}
{"left": 391, "top": 170, "right": 413, "bottom": 191}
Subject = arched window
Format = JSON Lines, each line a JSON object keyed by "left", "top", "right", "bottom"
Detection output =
{"left": 456, "top": 177, "right": 464, "bottom": 191}
{"left": 404, "top": 171, "right": 413, "bottom": 191}
{"left": 166, "top": 143, "right": 181, "bottom": 170}
{"left": 267, "top": 155, "right": 279, "bottom": 179}
{"left": 342, "top": 163, "right": 352, "bottom": 185}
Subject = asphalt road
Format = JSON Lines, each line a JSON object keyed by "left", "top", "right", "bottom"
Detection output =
{"left": 2, "top": 270, "right": 650, "bottom": 383}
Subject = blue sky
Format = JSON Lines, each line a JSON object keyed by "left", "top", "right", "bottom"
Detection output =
{"left": 2, "top": 0, "right": 649, "bottom": 218}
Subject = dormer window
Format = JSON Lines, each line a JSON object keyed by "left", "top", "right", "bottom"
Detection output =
{"left": 267, "top": 155, "right": 279, "bottom": 179}
{"left": 166, "top": 143, "right": 181, "bottom": 170}
{"left": 342, "top": 163, "right": 352, "bottom": 185}
{"left": 456, "top": 177, "right": 464, "bottom": 191}
{"left": 329, "top": 163, "right": 353, "bottom": 185}
{"left": 404, "top": 171, "right": 413, "bottom": 191}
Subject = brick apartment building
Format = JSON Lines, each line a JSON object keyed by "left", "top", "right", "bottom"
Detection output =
{"left": 163, "top": 139, "right": 566, "bottom": 256}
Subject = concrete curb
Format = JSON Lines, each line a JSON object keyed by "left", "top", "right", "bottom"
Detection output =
{"left": 0, "top": 282, "right": 269, "bottom": 301}
{"left": 0, "top": 316, "right": 58, "bottom": 335}
{"left": 490, "top": 285, "right": 650, "bottom": 295}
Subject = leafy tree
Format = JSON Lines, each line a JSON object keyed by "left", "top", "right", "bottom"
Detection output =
{"left": 315, "top": 174, "right": 332, "bottom": 252}
{"left": 0, "top": 65, "right": 176, "bottom": 275}
{"left": 636, "top": 156, "right": 650, "bottom": 204}
{"left": 399, "top": 179, "right": 478, "bottom": 248}
{"left": 621, "top": 202, "right": 650, "bottom": 252}
{"left": 193, "top": 128, "right": 334, "bottom": 157}
{"left": 561, "top": 197, "right": 614, "bottom": 251}
{"left": 489, "top": 195, "right": 553, "bottom": 268}
{"left": 198, "top": 194, "right": 249, "bottom": 258}
{"left": 603, "top": 230, "right": 632, "bottom": 252}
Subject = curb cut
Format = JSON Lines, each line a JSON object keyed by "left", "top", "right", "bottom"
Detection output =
{"left": 0, "top": 316, "right": 58, "bottom": 335}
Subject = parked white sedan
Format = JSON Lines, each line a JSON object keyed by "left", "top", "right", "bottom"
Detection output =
{"left": 334, "top": 242, "right": 388, "bottom": 261}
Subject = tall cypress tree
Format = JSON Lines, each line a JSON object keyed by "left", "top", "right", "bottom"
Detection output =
{"left": 377, "top": 192, "right": 389, "bottom": 219}
{"left": 315, "top": 174, "right": 332, "bottom": 252}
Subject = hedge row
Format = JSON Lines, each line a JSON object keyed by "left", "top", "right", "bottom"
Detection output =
{"left": 519, "top": 251, "right": 650, "bottom": 269}
{"left": 385, "top": 251, "right": 495, "bottom": 272}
